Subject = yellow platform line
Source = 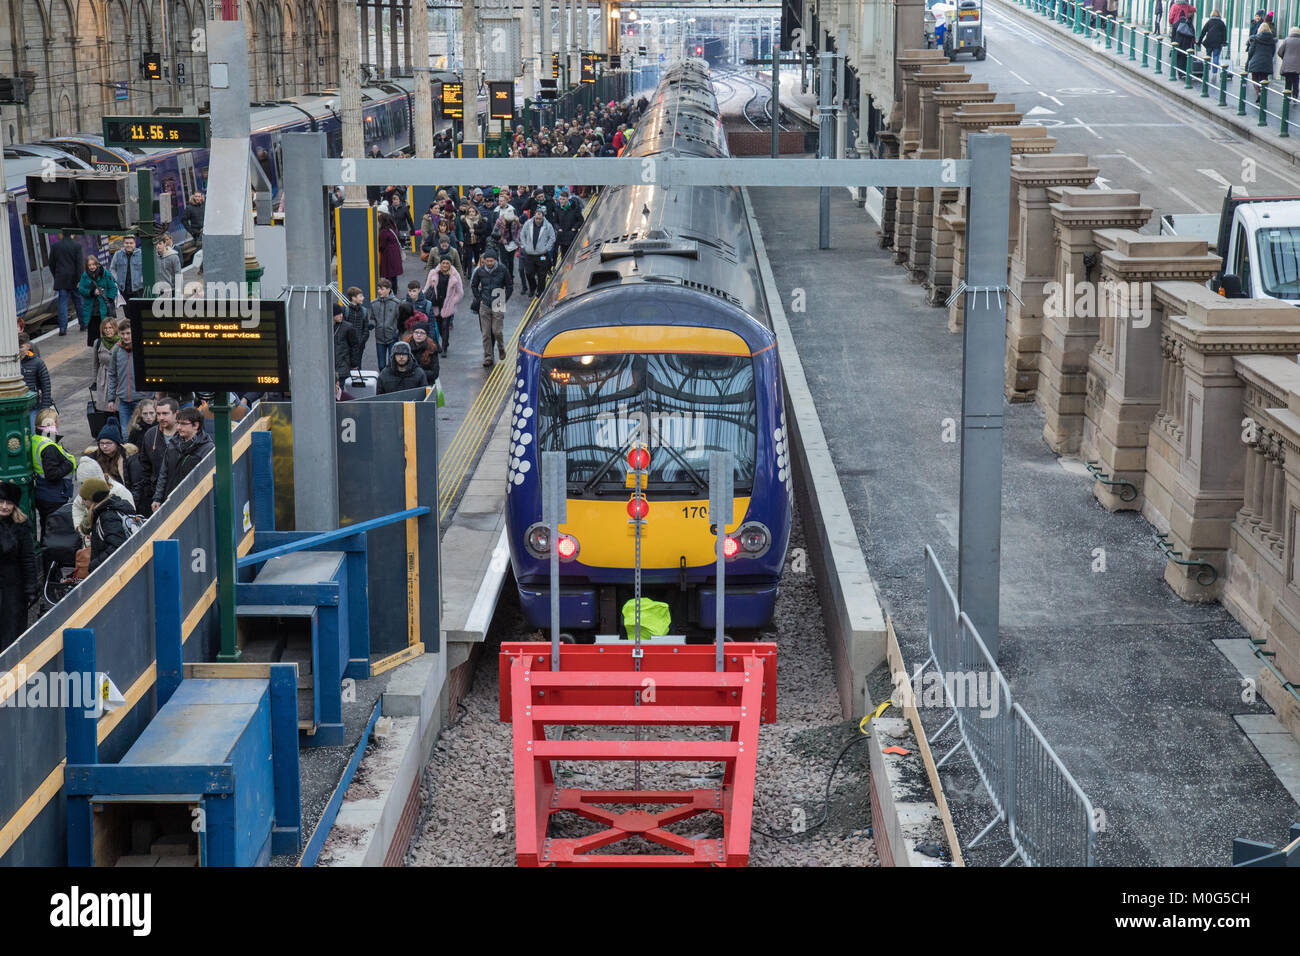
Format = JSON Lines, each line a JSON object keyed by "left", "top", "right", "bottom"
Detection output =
{"left": 436, "top": 297, "right": 536, "bottom": 522}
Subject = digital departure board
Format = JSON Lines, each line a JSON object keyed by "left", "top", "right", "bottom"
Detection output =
{"left": 441, "top": 82, "right": 464, "bottom": 120}
{"left": 102, "top": 115, "right": 210, "bottom": 148}
{"left": 127, "top": 298, "right": 289, "bottom": 391}
{"left": 552, "top": 54, "right": 560, "bottom": 78}
{"left": 581, "top": 56, "right": 595, "bottom": 84}
{"left": 489, "top": 81, "right": 514, "bottom": 120}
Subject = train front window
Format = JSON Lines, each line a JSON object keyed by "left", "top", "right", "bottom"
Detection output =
{"left": 538, "top": 352, "right": 757, "bottom": 496}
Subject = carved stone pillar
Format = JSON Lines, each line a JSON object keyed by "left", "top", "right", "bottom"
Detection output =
{"left": 1081, "top": 237, "right": 1223, "bottom": 512}
{"left": 927, "top": 82, "right": 996, "bottom": 305}
{"left": 891, "top": 50, "right": 950, "bottom": 263}
{"left": 905, "top": 65, "right": 969, "bottom": 282}
{"left": 1003, "top": 154, "right": 1098, "bottom": 404}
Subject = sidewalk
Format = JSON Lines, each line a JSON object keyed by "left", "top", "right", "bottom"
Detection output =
{"left": 990, "top": 0, "right": 1300, "bottom": 167}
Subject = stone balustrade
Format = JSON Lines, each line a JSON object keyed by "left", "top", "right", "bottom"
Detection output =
{"left": 1223, "top": 357, "right": 1300, "bottom": 742}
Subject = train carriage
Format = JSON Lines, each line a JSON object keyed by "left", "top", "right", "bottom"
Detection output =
{"left": 506, "top": 59, "right": 792, "bottom": 639}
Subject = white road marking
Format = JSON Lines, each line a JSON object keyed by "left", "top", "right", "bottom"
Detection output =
{"left": 1045, "top": 93, "right": 1065, "bottom": 106}
{"left": 1166, "top": 186, "right": 1210, "bottom": 213}
{"left": 1094, "top": 175, "right": 1113, "bottom": 190}
{"left": 1074, "top": 116, "right": 1103, "bottom": 138}
{"left": 1198, "top": 168, "right": 1237, "bottom": 192}
{"left": 987, "top": 53, "right": 1005, "bottom": 64}
{"left": 1026, "top": 105, "right": 1057, "bottom": 116}
{"left": 1010, "top": 69, "right": 1031, "bottom": 83}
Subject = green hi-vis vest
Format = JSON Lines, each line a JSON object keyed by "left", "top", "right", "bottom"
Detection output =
{"left": 31, "top": 434, "right": 75, "bottom": 476}
{"left": 621, "top": 598, "right": 672, "bottom": 638}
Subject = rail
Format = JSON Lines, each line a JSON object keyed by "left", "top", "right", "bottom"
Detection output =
{"left": 922, "top": 545, "right": 1098, "bottom": 866}
{"left": 1153, "top": 530, "right": 1218, "bottom": 586}
{"left": 1008, "top": 0, "right": 1300, "bottom": 139}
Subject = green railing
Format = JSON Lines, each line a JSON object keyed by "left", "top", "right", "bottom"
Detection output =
{"left": 1009, "top": 0, "right": 1297, "bottom": 137}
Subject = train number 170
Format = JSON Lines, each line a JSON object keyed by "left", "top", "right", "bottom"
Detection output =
{"left": 681, "top": 505, "right": 708, "bottom": 519}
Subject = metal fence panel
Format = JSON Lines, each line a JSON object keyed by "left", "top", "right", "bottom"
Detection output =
{"left": 923, "top": 543, "right": 1096, "bottom": 865}
{"left": 1009, "top": 702, "right": 1099, "bottom": 867}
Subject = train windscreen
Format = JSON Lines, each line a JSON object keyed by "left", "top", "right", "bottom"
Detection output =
{"left": 538, "top": 352, "right": 758, "bottom": 496}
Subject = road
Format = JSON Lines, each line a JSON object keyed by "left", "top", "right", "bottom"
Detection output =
{"left": 954, "top": 3, "right": 1300, "bottom": 220}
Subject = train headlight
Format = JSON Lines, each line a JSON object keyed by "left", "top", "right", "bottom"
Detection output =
{"left": 738, "top": 523, "right": 771, "bottom": 558}
{"left": 526, "top": 523, "right": 580, "bottom": 561}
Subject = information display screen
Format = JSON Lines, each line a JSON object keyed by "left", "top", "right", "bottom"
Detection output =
{"left": 489, "top": 81, "right": 514, "bottom": 120}
{"left": 441, "top": 82, "right": 464, "bottom": 120}
{"left": 126, "top": 298, "right": 289, "bottom": 391}
{"left": 102, "top": 115, "right": 209, "bottom": 148}
{"left": 581, "top": 57, "right": 595, "bottom": 84}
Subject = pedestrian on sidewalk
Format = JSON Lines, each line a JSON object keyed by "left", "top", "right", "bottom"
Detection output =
{"left": 1171, "top": 10, "right": 1197, "bottom": 79}
{"left": 1199, "top": 10, "right": 1228, "bottom": 79}
{"left": 105, "top": 323, "right": 149, "bottom": 434}
{"left": 470, "top": 251, "right": 511, "bottom": 368}
{"left": 1248, "top": 21, "right": 1277, "bottom": 100}
{"left": 18, "top": 334, "right": 52, "bottom": 422}
{"left": 1277, "top": 25, "right": 1300, "bottom": 97}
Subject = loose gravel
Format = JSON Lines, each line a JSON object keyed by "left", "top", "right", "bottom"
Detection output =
{"left": 405, "top": 505, "right": 880, "bottom": 866}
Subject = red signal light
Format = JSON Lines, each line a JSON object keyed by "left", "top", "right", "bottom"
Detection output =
{"left": 627, "top": 496, "right": 650, "bottom": 519}
{"left": 695, "top": 45, "right": 703, "bottom": 55}
{"left": 627, "top": 446, "right": 650, "bottom": 471}
{"left": 557, "top": 535, "right": 578, "bottom": 559}
{"left": 723, "top": 536, "right": 740, "bottom": 558}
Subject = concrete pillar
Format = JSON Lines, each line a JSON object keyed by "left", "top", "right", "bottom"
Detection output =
{"left": 521, "top": 0, "right": 535, "bottom": 98}
{"left": 1003, "top": 154, "right": 1100, "bottom": 404}
{"left": 541, "top": 0, "right": 553, "bottom": 77}
{"left": 558, "top": 0, "right": 569, "bottom": 87}
{"left": 463, "top": 0, "right": 481, "bottom": 147}
{"left": 890, "top": 49, "right": 949, "bottom": 266}
{"left": 905, "top": 65, "right": 968, "bottom": 283}
{"left": 945, "top": 103, "right": 1023, "bottom": 332}
{"left": 1139, "top": 295, "right": 1300, "bottom": 602}
{"left": 339, "top": 0, "right": 366, "bottom": 201}
{"left": 876, "top": 129, "right": 900, "bottom": 248}
{"left": 927, "top": 82, "right": 996, "bottom": 304}
{"left": 389, "top": 0, "right": 400, "bottom": 77}
{"left": 1080, "top": 236, "right": 1222, "bottom": 512}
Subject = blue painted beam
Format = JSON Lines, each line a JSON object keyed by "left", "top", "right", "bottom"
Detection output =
{"left": 64, "top": 763, "right": 235, "bottom": 796}
{"left": 237, "top": 507, "right": 430, "bottom": 568}
{"left": 63, "top": 628, "right": 98, "bottom": 867}
{"left": 236, "top": 582, "right": 340, "bottom": 608}
{"left": 269, "top": 662, "right": 302, "bottom": 855}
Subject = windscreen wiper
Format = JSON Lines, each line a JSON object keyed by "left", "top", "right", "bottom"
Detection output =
{"left": 581, "top": 430, "right": 640, "bottom": 494}
{"left": 654, "top": 440, "right": 710, "bottom": 496}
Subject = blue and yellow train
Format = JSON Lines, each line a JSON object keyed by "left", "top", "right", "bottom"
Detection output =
{"left": 506, "top": 59, "right": 792, "bottom": 638}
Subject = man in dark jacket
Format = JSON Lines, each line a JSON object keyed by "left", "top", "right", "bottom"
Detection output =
{"left": 1199, "top": 11, "right": 1228, "bottom": 78}
{"left": 18, "top": 335, "right": 52, "bottom": 414}
{"left": 376, "top": 341, "right": 429, "bottom": 394}
{"left": 333, "top": 303, "right": 360, "bottom": 384}
{"left": 137, "top": 397, "right": 179, "bottom": 507}
{"left": 343, "top": 287, "right": 370, "bottom": 374}
{"left": 151, "top": 407, "right": 214, "bottom": 510}
{"left": 181, "top": 192, "right": 205, "bottom": 247}
{"left": 552, "top": 190, "right": 584, "bottom": 260}
{"left": 48, "top": 231, "right": 84, "bottom": 335}
{"left": 470, "top": 252, "right": 512, "bottom": 367}
{"left": 405, "top": 321, "right": 440, "bottom": 382}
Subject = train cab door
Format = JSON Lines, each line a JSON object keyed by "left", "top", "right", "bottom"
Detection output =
{"left": 15, "top": 197, "right": 49, "bottom": 318}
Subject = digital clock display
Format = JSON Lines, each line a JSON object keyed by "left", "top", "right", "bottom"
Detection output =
{"left": 102, "top": 116, "right": 210, "bottom": 149}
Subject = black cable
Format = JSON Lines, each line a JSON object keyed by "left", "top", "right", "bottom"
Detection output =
{"left": 753, "top": 729, "right": 873, "bottom": 841}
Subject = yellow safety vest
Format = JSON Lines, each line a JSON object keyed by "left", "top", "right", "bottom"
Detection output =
{"left": 31, "top": 434, "right": 75, "bottom": 477}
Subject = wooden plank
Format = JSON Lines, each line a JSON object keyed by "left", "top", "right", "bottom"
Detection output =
{"left": 183, "top": 663, "right": 275, "bottom": 680}
{"left": 886, "top": 615, "right": 965, "bottom": 868}
{"left": 370, "top": 642, "right": 424, "bottom": 676}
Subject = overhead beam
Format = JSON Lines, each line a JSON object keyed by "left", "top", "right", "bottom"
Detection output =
{"left": 323, "top": 157, "right": 969, "bottom": 186}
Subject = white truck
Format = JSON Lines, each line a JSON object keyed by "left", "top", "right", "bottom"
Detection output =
{"left": 1159, "top": 189, "right": 1300, "bottom": 301}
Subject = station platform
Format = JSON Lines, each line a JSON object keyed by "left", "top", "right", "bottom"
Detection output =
{"left": 747, "top": 184, "right": 1300, "bottom": 865}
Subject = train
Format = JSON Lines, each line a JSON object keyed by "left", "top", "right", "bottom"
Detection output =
{"left": 6, "top": 73, "right": 459, "bottom": 330}
{"left": 506, "top": 58, "right": 791, "bottom": 639}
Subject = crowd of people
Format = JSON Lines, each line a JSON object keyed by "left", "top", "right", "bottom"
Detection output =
{"left": 10, "top": 92, "right": 650, "bottom": 638}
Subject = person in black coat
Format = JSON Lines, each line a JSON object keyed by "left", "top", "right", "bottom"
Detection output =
{"left": 150, "top": 408, "right": 214, "bottom": 511}
{"left": 376, "top": 341, "right": 428, "bottom": 395}
{"left": 181, "top": 192, "right": 205, "bottom": 247}
{"left": 48, "top": 232, "right": 84, "bottom": 335}
{"left": 0, "top": 482, "right": 37, "bottom": 646}
{"left": 1199, "top": 11, "right": 1228, "bottom": 78}
{"left": 80, "top": 478, "right": 137, "bottom": 572}
{"left": 333, "top": 303, "right": 359, "bottom": 384}
{"left": 1247, "top": 22, "right": 1278, "bottom": 99}
{"left": 552, "top": 190, "right": 585, "bottom": 260}
{"left": 19, "top": 334, "right": 52, "bottom": 414}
